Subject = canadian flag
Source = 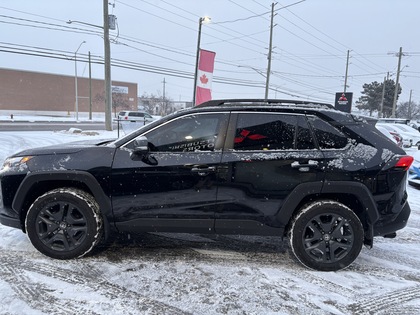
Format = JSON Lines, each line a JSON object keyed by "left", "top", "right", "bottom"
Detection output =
{"left": 195, "top": 49, "right": 216, "bottom": 106}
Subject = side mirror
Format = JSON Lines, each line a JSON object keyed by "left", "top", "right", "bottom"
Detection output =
{"left": 131, "top": 136, "right": 158, "bottom": 165}
{"left": 133, "top": 136, "right": 149, "bottom": 154}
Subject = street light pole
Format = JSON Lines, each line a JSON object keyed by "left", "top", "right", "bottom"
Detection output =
{"left": 74, "top": 41, "right": 86, "bottom": 121}
{"left": 192, "top": 16, "right": 210, "bottom": 107}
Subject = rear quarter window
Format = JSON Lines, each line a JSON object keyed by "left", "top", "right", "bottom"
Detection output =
{"left": 308, "top": 116, "right": 348, "bottom": 149}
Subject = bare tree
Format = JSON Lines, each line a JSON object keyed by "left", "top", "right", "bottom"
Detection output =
{"left": 94, "top": 91, "right": 130, "bottom": 117}
{"left": 396, "top": 101, "right": 420, "bottom": 120}
{"left": 139, "top": 92, "right": 175, "bottom": 116}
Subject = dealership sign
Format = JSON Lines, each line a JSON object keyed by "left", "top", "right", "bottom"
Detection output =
{"left": 334, "top": 92, "right": 353, "bottom": 113}
{"left": 112, "top": 86, "right": 129, "bottom": 94}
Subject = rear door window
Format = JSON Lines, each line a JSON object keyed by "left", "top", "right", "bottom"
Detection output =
{"left": 233, "top": 113, "right": 315, "bottom": 150}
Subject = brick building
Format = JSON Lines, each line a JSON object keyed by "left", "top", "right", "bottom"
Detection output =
{"left": 0, "top": 68, "right": 138, "bottom": 115}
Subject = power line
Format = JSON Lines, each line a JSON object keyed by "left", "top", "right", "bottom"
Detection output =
{"left": 0, "top": 6, "right": 65, "bottom": 23}
{"left": 0, "top": 42, "right": 268, "bottom": 88}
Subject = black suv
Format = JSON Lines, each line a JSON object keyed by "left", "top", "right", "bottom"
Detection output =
{"left": 0, "top": 99, "right": 413, "bottom": 271}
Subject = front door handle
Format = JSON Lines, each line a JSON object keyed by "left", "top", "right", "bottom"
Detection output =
{"left": 191, "top": 165, "right": 216, "bottom": 176}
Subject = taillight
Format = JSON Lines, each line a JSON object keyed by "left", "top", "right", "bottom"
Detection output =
{"left": 394, "top": 156, "right": 414, "bottom": 171}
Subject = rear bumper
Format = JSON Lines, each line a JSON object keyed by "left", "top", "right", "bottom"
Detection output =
{"left": 373, "top": 201, "right": 411, "bottom": 236}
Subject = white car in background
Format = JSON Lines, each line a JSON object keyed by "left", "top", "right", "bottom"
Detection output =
{"left": 390, "top": 124, "right": 420, "bottom": 146}
{"left": 117, "top": 111, "right": 156, "bottom": 123}
{"left": 375, "top": 125, "right": 403, "bottom": 147}
{"left": 376, "top": 123, "right": 420, "bottom": 147}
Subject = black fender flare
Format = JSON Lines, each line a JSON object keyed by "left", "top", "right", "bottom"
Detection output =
{"left": 277, "top": 181, "right": 323, "bottom": 227}
{"left": 321, "top": 181, "right": 379, "bottom": 224}
{"left": 12, "top": 170, "right": 112, "bottom": 231}
{"left": 278, "top": 181, "right": 379, "bottom": 240}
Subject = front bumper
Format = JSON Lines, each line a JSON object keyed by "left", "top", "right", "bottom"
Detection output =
{"left": 0, "top": 212, "right": 22, "bottom": 229}
{"left": 0, "top": 172, "right": 27, "bottom": 230}
{"left": 0, "top": 184, "right": 21, "bottom": 229}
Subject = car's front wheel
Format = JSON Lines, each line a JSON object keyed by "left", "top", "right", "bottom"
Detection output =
{"left": 289, "top": 200, "right": 364, "bottom": 271}
{"left": 25, "top": 188, "right": 103, "bottom": 259}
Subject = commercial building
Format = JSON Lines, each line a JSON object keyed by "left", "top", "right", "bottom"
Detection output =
{"left": 0, "top": 68, "right": 138, "bottom": 116}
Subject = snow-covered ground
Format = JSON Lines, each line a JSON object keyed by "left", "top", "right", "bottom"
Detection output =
{"left": 0, "top": 125, "right": 420, "bottom": 314}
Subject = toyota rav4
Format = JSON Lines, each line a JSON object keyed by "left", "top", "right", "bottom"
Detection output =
{"left": 0, "top": 99, "right": 413, "bottom": 271}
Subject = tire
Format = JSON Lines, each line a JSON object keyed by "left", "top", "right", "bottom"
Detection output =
{"left": 289, "top": 200, "right": 363, "bottom": 271}
{"left": 25, "top": 188, "right": 103, "bottom": 259}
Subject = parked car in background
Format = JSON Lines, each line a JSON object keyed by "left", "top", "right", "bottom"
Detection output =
{"left": 390, "top": 124, "right": 420, "bottom": 146}
{"left": 117, "top": 111, "right": 156, "bottom": 123}
{"left": 408, "top": 148, "right": 420, "bottom": 188}
{"left": 376, "top": 125, "right": 403, "bottom": 147}
{"left": 376, "top": 123, "right": 416, "bottom": 147}
{"left": 377, "top": 118, "right": 410, "bottom": 125}
{"left": 408, "top": 121, "right": 420, "bottom": 132}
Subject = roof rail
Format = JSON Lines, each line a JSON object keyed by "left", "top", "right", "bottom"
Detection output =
{"left": 196, "top": 99, "right": 335, "bottom": 109}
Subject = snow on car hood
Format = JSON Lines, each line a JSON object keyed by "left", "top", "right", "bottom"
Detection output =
{"left": 11, "top": 138, "right": 115, "bottom": 157}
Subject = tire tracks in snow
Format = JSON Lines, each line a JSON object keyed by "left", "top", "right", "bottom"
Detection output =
{"left": 1, "top": 234, "right": 420, "bottom": 315}
{"left": 364, "top": 245, "right": 420, "bottom": 272}
{"left": 0, "top": 251, "right": 191, "bottom": 315}
{"left": 348, "top": 285, "right": 420, "bottom": 314}
{"left": 0, "top": 263, "right": 97, "bottom": 315}
{"left": 187, "top": 235, "right": 420, "bottom": 314}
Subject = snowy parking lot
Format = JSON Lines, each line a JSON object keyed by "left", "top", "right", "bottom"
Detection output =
{"left": 1, "top": 130, "right": 420, "bottom": 315}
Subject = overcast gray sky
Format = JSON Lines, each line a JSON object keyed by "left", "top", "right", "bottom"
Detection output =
{"left": 1, "top": 0, "right": 419, "bottom": 107}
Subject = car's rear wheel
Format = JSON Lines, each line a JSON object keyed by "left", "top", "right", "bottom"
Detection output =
{"left": 25, "top": 188, "right": 103, "bottom": 259}
{"left": 289, "top": 200, "right": 363, "bottom": 271}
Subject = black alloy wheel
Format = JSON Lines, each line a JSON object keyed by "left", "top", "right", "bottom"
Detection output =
{"left": 289, "top": 200, "right": 364, "bottom": 271}
{"left": 25, "top": 188, "right": 103, "bottom": 259}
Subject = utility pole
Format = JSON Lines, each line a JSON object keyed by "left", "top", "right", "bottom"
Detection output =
{"left": 343, "top": 50, "right": 350, "bottom": 93}
{"left": 379, "top": 72, "right": 389, "bottom": 118}
{"left": 104, "top": 0, "right": 112, "bottom": 130}
{"left": 89, "top": 51, "right": 92, "bottom": 120}
{"left": 162, "top": 77, "right": 166, "bottom": 100}
{"left": 162, "top": 77, "right": 166, "bottom": 114}
{"left": 408, "top": 89, "right": 413, "bottom": 119}
{"left": 391, "top": 47, "right": 403, "bottom": 118}
{"left": 265, "top": 2, "right": 275, "bottom": 100}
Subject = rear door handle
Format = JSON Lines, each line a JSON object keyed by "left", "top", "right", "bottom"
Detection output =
{"left": 291, "top": 160, "right": 318, "bottom": 171}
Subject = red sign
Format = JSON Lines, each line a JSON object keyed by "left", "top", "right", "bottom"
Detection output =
{"left": 334, "top": 92, "right": 353, "bottom": 113}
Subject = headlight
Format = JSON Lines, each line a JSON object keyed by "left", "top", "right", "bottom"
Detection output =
{"left": 1, "top": 156, "right": 33, "bottom": 172}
